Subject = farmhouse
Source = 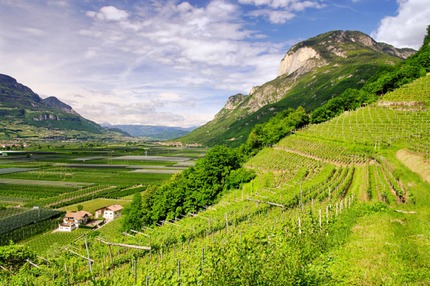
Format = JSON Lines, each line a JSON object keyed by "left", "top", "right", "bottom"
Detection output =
{"left": 95, "top": 204, "right": 123, "bottom": 221}
{"left": 58, "top": 210, "right": 92, "bottom": 232}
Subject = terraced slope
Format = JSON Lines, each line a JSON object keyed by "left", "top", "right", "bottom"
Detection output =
{"left": 300, "top": 74, "right": 430, "bottom": 157}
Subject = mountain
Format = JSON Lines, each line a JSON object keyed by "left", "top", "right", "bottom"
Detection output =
{"left": 103, "top": 124, "right": 196, "bottom": 140}
{"left": 179, "top": 30, "right": 415, "bottom": 147}
{"left": 0, "top": 73, "right": 124, "bottom": 140}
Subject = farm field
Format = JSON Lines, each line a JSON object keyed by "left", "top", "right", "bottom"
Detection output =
{"left": 0, "top": 75, "right": 428, "bottom": 284}
{"left": 0, "top": 143, "right": 206, "bottom": 247}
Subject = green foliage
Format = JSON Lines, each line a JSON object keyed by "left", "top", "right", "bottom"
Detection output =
{"left": 126, "top": 145, "right": 242, "bottom": 227}
{"left": 365, "top": 64, "right": 427, "bottom": 95}
{"left": 3, "top": 30, "right": 430, "bottom": 285}
{"left": 310, "top": 89, "right": 374, "bottom": 124}
{"left": 122, "top": 193, "right": 143, "bottom": 232}
{"left": 424, "top": 25, "right": 430, "bottom": 47}
{"left": 0, "top": 243, "right": 36, "bottom": 270}
{"left": 246, "top": 106, "right": 309, "bottom": 149}
{"left": 223, "top": 168, "right": 256, "bottom": 191}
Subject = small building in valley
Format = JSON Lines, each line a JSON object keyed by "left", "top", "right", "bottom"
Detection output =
{"left": 95, "top": 204, "right": 123, "bottom": 221}
{"left": 58, "top": 210, "right": 92, "bottom": 232}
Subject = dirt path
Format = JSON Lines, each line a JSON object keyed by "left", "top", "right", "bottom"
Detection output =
{"left": 396, "top": 149, "right": 430, "bottom": 183}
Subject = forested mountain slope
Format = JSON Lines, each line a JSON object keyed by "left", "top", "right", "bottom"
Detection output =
{"left": 180, "top": 30, "right": 414, "bottom": 146}
{"left": 0, "top": 74, "right": 123, "bottom": 140}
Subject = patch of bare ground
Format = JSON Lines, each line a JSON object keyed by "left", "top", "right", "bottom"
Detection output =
{"left": 396, "top": 149, "right": 430, "bottom": 184}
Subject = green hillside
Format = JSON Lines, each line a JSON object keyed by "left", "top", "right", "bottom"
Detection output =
{"left": 3, "top": 74, "right": 429, "bottom": 284}
{"left": 0, "top": 74, "right": 125, "bottom": 141}
{"left": 180, "top": 30, "right": 413, "bottom": 147}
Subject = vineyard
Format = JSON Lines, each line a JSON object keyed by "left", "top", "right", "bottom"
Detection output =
{"left": 0, "top": 144, "right": 205, "bottom": 248}
{"left": 0, "top": 75, "right": 429, "bottom": 284}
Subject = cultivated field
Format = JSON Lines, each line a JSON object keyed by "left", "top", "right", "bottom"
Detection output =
{"left": 0, "top": 143, "right": 206, "bottom": 248}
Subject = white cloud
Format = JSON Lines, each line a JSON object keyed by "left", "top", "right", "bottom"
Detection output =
{"left": 249, "top": 9, "right": 296, "bottom": 23}
{"left": 86, "top": 6, "right": 129, "bottom": 22}
{"left": 0, "top": 0, "right": 290, "bottom": 127}
{"left": 372, "top": 0, "right": 430, "bottom": 49}
{"left": 238, "top": 0, "right": 324, "bottom": 11}
{"left": 239, "top": 0, "right": 324, "bottom": 23}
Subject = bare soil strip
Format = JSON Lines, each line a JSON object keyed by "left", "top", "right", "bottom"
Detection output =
{"left": 112, "top": 155, "right": 190, "bottom": 162}
{"left": 0, "top": 178, "right": 92, "bottom": 188}
{"left": 0, "top": 168, "right": 37, "bottom": 174}
{"left": 396, "top": 149, "right": 430, "bottom": 183}
{"left": 130, "top": 169, "right": 182, "bottom": 174}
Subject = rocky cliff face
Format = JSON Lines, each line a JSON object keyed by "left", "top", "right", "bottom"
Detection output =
{"left": 276, "top": 30, "right": 414, "bottom": 78}
{"left": 277, "top": 46, "right": 324, "bottom": 77}
{"left": 246, "top": 30, "right": 415, "bottom": 106}
{"left": 224, "top": 94, "right": 246, "bottom": 111}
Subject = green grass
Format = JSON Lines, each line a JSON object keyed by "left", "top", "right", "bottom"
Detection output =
{"left": 321, "top": 207, "right": 430, "bottom": 285}
{"left": 58, "top": 198, "right": 131, "bottom": 213}
{"left": 24, "top": 228, "right": 90, "bottom": 255}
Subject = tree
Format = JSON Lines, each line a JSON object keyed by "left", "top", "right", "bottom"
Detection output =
{"left": 137, "top": 145, "right": 243, "bottom": 226}
{"left": 224, "top": 168, "right": 256, "bottom": 191}
{"left": 122, "top": 193, "right": 143, "bottom": 231}
{"left": 247, "top": 106, "right": 309, "bottom": 147}
{"left": 423, "top": 24, "right": 430, "bottom": 47}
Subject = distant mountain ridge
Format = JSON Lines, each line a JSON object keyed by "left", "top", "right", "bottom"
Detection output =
{"left": 0, "top": 73, "right": 124, "bottom": 140}
{"left": 42, "top": 96, "right": 78, "bottom": 115}
{"left": 103, "top": 124, "right": 196, "bottom": 140}
{"left": 179, "top": 30, "right": 415, "bottom": 146}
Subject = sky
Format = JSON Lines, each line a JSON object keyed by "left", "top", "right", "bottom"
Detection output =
{"left": 1, "top": 0, "right": 429, "bottom": 127}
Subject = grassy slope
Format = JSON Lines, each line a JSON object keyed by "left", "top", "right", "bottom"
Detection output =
{"left": 297, "top": 75, "right": 430, "bottom": 284}
{"left": 322, "top": 149, "right": 430, "bottom": 285}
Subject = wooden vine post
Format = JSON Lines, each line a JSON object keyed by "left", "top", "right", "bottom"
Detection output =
{"left": 97, "top": 238, "right": 151, "bottom": 251}
{"left": 84, "top": 234, "right": 93, "bottom": 276}
{"left": 177, "top": 260, "right": 181, "bottom": 282}
{"left": 326, "top": 206, "right": 329, "bottom": 224}
{"left": 133, "top": 257, "right": 137, "bottom": 284}
{"left": 201, "top": 247, "right": 205, "bottom": 271}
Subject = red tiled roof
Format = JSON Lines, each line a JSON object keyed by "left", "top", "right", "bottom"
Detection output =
{"left": 65, "top": 210, "right": 91, "bottom": 220}
{"left": 106, "top": 204, "right": 123, "bottom": 212}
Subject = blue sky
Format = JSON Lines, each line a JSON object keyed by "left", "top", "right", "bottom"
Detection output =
{"left": 1, "top": 0, "right": 429, "bottom": 127}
